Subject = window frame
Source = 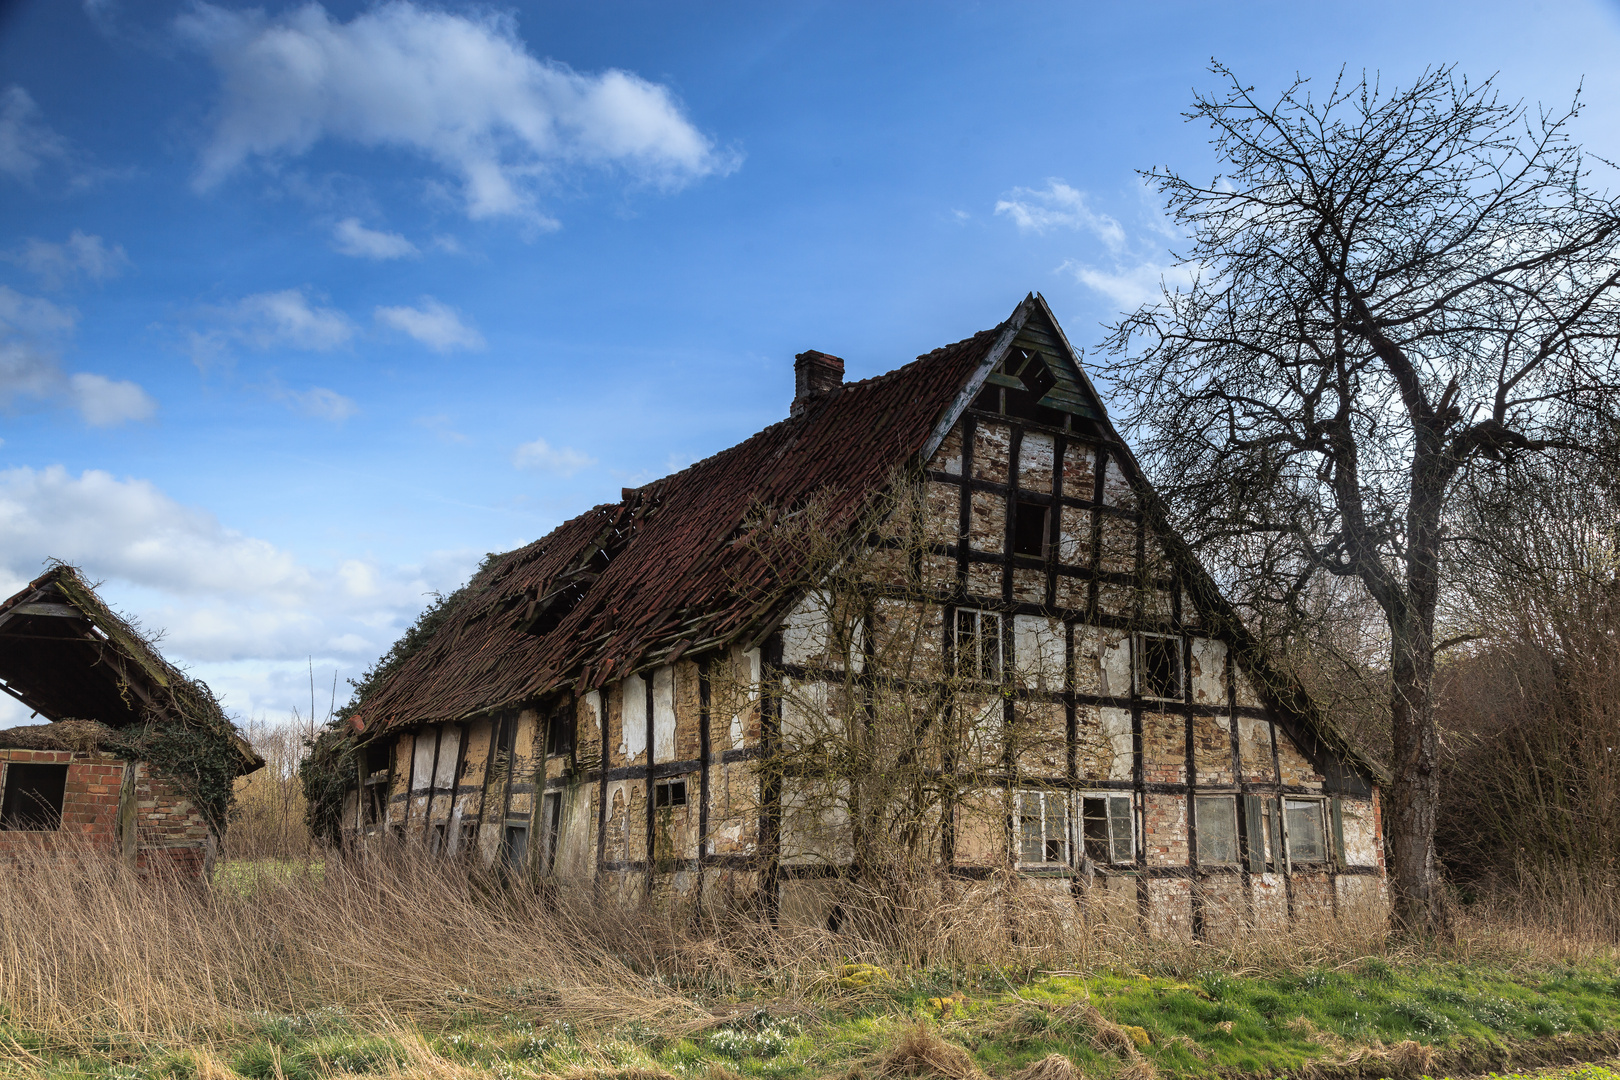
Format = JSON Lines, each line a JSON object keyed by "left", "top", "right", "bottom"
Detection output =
{"left": 654, "top": 778, "right": 688, "bottom": 809}
{"left": 1194, "top": 794, "right": 1241, "bottom": 866}
{"left": 953, "top": 608, "right": 1004, "bottom": 682}
{"left": 1282, "top": 796, "right": 1329, "bottom": 865}
{"left": 1080, "top": 791, "right": 1136, "bottom": 866}
{"left": 1134, "top": 632, "right": 1184, "bottom": 702}
{"left": 1011, "top": 500, "right": 1051, "bottom": 558}
{"left": 0, "top": 762, "right": 69, "bottom": 831}
{"left": 1015, "top": 789, "right": 1071, "bottom": 867}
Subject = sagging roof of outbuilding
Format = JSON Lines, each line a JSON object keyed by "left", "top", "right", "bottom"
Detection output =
{"left": 349, "top": 299, "right": 1057, "bottom": 736}
{"left": 0, "top": 564, "right": 263, "bottom": 774}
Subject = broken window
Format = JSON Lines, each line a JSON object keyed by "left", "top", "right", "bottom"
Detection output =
{"left": 954, "top": 609, "right": 1003, "bottom": 681}
{"left": 1284, "top": 798, "right": 1327, "bottom": 863}
{"left": 538, "top": 792, "right": 562, "bottom": 873}
{"left": 456, "top": 818, "right": 478, "bottom": 856}
{"left": 545, "top": 706, "right": 574, "bottom": 757}
{"left": 1081, "top": 793, "right": 1134, "bottom": 864}
{"left": 0, "top": 763, "right": 67, "bottom": 831}
{"left": 1016, "top": 790, "right": 1070, "bottom": 865}
{"left": 655, "top": 779, "right": 688, "bottom": 808}
{"left": 1012, "top": 501, "right": 1049, "bottom": 557}
{"left": 503, "top": 823, "right": 529, "bottom": 870}
{"left": 1195, "top": 795, "right": 1239, "bottom": 865}
{"left": 1136, "top": 633, "right": 1183, "bottom": 701}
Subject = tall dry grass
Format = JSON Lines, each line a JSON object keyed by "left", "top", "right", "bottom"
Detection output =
{"left": 4, "top": 838, "right": 1596, "bottom": 1059}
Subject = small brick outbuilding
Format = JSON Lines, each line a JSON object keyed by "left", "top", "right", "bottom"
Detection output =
{"left": 0, "top": 565, "right": 262, "bottom": 876}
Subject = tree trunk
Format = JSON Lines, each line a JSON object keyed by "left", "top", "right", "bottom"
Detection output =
{"left": 1386, "top": 451, "right": 1454, "bottom": 939}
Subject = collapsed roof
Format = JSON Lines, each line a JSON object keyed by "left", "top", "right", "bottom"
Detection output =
{"left": 0, "top": 564, "right": 261, "bottom": 774}
{"left": 346, "top": 295, "right": 1383, "bottom": 788}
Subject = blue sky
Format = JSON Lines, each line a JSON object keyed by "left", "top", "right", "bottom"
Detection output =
{"left": 3, "top": 0, "right": 1619, "bottom": 726}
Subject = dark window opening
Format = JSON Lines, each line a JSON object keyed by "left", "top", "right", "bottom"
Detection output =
{"left": 545, "top": 707, "right": 574, "bottom": 757}
{"left": 429, "top": 822, "right": 447, "bottom": 855}
{"left": 539, "top": 792, "right": 562, "bottom": 872}
{"left": 1137, "top": 634, "right": 1182, "bottom": 700}
{"left": 503, "top": 823, "right": 529, "bottom": 870}
{"left": 456, "top": 818, "right": 479, "bottom": 856}
{"left": 953, "top": 609, "right": 1002, "bottom": 680}
{"left": 655, "top": 779, "right": 688, "bottom": 808}
{"left": 1, "top": 763, "right": 67, "bottom": 831}
{"left": 1013, "top": 502, "right": 1049, "bottom": 557}
{"left": 1082, "top": 794, "right": 1134, "bottom": 864}
{"left": 364, "top": 741, "right": 391, "bottom": 778}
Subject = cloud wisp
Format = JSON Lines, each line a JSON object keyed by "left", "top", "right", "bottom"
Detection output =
{"left": 185, "top": 287, "right": 355, "bottom": 367}
{"left": 0, "top": 286, "right": 155, "bottom": 426}
{"left": 0, "top": 86, "right": 70, "bottom": 183}
{"left": 332, "top": 218, "right": 418, "bottom": 260}
{"left": 178, "top": 1, "right": 737, "bottom": 222}
{"left": 5, "top": 230, "right": 131, "bottom": 290}
{"left": 995, "top": 179, "right": 1126, "bottom": 250}
{"left": 513, "top": 437, "right": 594, "bottom": 477}
{"left": 375, "top": 297, "right": 483, "bottom": 352}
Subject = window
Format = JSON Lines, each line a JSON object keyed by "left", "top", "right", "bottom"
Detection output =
{"left": 538, "top": 792, "right": 562, "bottom": 873}
{"left": 1284, "top": 798, "right": 1327, "bottom": 863}
{"left": 429, "top": 821, "right": 447, "bottom": 855}
{"left": 954, "top": 609, "right": 1003, "bottom": 680}
{"left": 1195, "top": 795, "right": 1239, "bottom": 865}
{"left": 456, "top": 818, "right": 479, "bottom": 856}
{"left": 1012, "top": 501, "right": 1049, "bottom": 557}
{"left": 1017, "top": 790, "right": 1070, "bottom": 864}
{"left": 654, "top": 779, "right": 688, "bottom": 808}
{"left": 545, "top": 707, "right": 574, "bottom": 757}
{"left": 0, "top": 763, "right": 67, "bottom": 831}
{"left": 1081, "top": 793, "right": 1134, "bottom": 864}
{"left": 503, "top": 823, "right": 529, "bottom": 870}
{"left": 1136, "top": 634, "right": 1183, "bottom": 701}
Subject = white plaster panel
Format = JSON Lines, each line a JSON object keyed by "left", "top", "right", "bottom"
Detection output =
{"left": 1012, "top": 614, "right": 1066, "bottom": 692}
{"left": 1098, "top": 630, "right": 1131, "bottom": 699}
{"left": 781, "top": 591, "right": 832, "bottom": 665}
{"left": 653, "top": 665, "right": 676, "bottom": 762}
{"left": 732, "top": 648, "right": 761, "bottom": 748}
{"left": 781, "top": 678, "right": 830, "bottom": 740}
{"left": 1233, "top": 661, "right": 1263, "bottom": 707}
{"left": 621, "top": 674, "right": 648, "bottom": 759}
{"left": 1191, "top": 638, "right": 1227, "bottom": 705}
{"left": 1102, "top": 707, "right": 1134, "bottom": 781}
{"left": 433, "top": 725, "right": 461, "bottom": 788}
{"left": 1340, "top": 797, "right": 1379, "bottom": 866}
{"left": 411, "top": 729, "right": 436, "bottom": 791}
{"left": 1018, "top": 430, "right": 1054, "bottom": 481}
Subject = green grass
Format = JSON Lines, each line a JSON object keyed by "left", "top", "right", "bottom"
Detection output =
{"left": 8, "top": 958, "right": 1620, "bottom": 1079}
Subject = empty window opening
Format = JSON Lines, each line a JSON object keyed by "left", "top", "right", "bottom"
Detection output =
{"left": 456, "top": 818, "right": 478, "bottom": 856}
{"left": 1136, "top": 634, "right": 1183, "bottom": 701}
{"left": 1081, "top": 794, "right": 1134, "bottom": 864}
{"left": 429, "top": 822, "right": 447, "bottom": 855}
{"left": 655, "top": 779, "right": 688, "bottom": 808}
{"left": 954, "top": 609, "right": 1003, "bottom": 681}
{"left": 1013, "top": 502, "right": 1050, "bottom": 557}
{"left": 0, "top": 763, "right": 67, "bottom": 831}
{"left": 1284, "top": 798, "right": 1327, "bottom": 863}
{"left": 539, "top": 792, "right": 562, "bottom": 873}
{"left": 1017, "top": 790, "right": 1070, "bottom": 865}
{"left": 503, "top": 823, "right": 529, "bottom": 870}
{"left": 545, "top": 707, "right": 574, "bottom": 757}
{"left": 1195, "top": 795, "right": 1240, "bottom": 865}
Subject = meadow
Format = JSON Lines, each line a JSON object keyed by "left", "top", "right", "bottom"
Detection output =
{"left": 2, "top": 844, "right": 1618, "bottom": 1080}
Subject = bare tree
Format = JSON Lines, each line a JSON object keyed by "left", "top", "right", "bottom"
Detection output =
{"left": 1101, "top": 65, "right": 1620, "bottom": 936}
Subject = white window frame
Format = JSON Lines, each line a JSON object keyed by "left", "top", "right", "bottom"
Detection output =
{"left": 953, "top": 608, "right": 1004, "bottom": 681}
{"left": 1134, "top": 632, "right": 1184, "bottom": 702}
{"left": 1079, "top": 791, "right": 1136, "bottom": 865}
{"left": 1014, "top": 788, "right": 1071, "bottom": 866}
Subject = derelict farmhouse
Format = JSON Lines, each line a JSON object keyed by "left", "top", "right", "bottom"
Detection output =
{"left": 321, "top": 295, "right": 1387, "bottom": 934}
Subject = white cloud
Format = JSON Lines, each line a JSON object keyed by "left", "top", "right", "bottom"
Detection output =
{"left": 0, "top": 86, "right": 69, "bottom": 183}
{"left": 375, "top": 296, "right": 483, "bottom": 352}
{"left": 178, "top": 1, "right": 736, "bottom": 221}
{"left": 186, "top": 288, "right": 355, "bottom": 365}
{"left": 68, "top": 373, "right": 157, "bottom": 427}
{"left": 332, "top": 217, "right": 417, "bottom": 259}
{"left": 5, "top": 230, "right": 130, "bottom": 289}
{"left": 1059, "top": 258, "right": 1199, "bottom": 311}
{"left": 513, "top": 437, "right": 593, "bottom": 476}
{"left": 0, "top": 465, "right": 476, "bottom": 724}
{"left": 0, "top": 286, "right": 154, "bottom": 426}
{"left": 281, "top": 384, "right": 357, "bottom": 421}
{"left": 995, "top": 179, "right": 1126, "bottom": 250}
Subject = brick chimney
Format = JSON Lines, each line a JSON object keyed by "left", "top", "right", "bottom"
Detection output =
{"left": 792, "top": 350, "right": 845, "bottom": 417}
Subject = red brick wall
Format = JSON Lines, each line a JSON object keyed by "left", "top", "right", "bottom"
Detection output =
{"left": 0, "top": 750, "right": 212, "bottom": 877}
